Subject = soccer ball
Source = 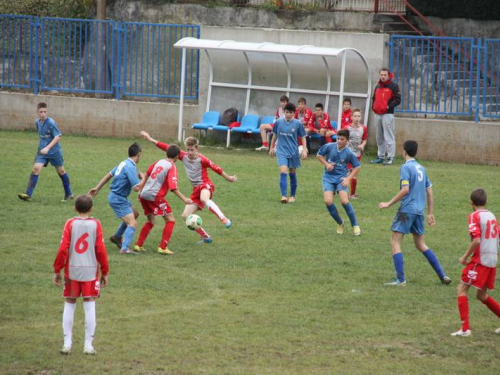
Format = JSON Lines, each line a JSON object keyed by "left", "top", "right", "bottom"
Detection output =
{"left": 186, "top": 214, "right": 202, "bottom": 230}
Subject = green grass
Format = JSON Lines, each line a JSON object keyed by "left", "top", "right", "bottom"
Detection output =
{"left": 1, "top": 129, "right": 500, "bottom": 374}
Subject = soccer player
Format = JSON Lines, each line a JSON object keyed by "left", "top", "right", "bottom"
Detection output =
{"left": 346, "top": 109, "right": 368, "bottom": 199}
{"left": 53, "top": 194, "right": 109, "bottom": 355}
{"left": 18, "top": 102, "right": 73, "bottom": 202}
{"left": 451, "top": 188, "right": 500, "bottom": 337}
{"left": 316, "top": 128, "right": 361, "bottom": 236}
{"left": 307, "top": 103, "right": 335, "bottom": 145}
{"left": 255, "top": 95, "right": 289, "bottom": 151}
{"left": 134, "top": 145, "right": 192, "bottom": 255}
{"left": 378, "top": 140, "right": 451, "bottom": 286}
{"left": 89, "top": 143, "right": 145, "bottom": 254}
{"left": 269, "top": 102, "right": 307, "bottom": 203}
{"left": 140, "top": 132, "right": 236, "bottom": 243}
{"left": 340, "top": 97, "right": 353, "bottom": 130}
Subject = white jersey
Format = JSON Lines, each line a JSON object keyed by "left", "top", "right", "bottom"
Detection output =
{"left": 469, "top": 209, "right": 499, "bottom": 268}
{"left": 140, "top": 159, "right": 177, "bottom": 201}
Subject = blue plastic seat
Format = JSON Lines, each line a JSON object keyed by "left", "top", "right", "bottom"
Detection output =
{"left": 231, "top": 114, "right": 260, "bottom": 134}
{"left": 192, "top": 111, "right": 220, "bottom": 133}
{"left": 252, "top": 115, "right": 275, "bottom": 135}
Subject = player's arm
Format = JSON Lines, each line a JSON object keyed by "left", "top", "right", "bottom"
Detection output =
{"left": 426, "top": 187, "right": 435, "bottom": 226}
{"left": 459, "top": 238, "right": 480, "bottom": 265}
{"left": 140, "top": 131, "right": 159, "bottom": 145}
{"left": 89, "top": 172, "right": 113, "bottom": 197}
{"left": 378, "top": 184, "right": 409, "bottom": 209}
{"left": 172, "top": 189, "right": 192, "bottom": 205}
{"left": 132, "top": 174, "right": 146, "bottom": 192}
{"left": 40, "top": 134, "right": 61, "bottom": 155}
{"left": 316, "top": 153, "right": 334, "bottom": 171}
{"left": 269, "top": 133, "right": 277, "bottom": 157}
{"left": 94, "top": 220, "right": 109, "bottom": 287}
{"left": 53, "top": 220, "right": 72, "bottom": 286}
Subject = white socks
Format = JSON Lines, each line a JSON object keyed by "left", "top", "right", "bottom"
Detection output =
{"left": 62, "top": 302, "right": 76, "bottom": 348}
{"left": 83, "top": 301, "right": 96, "bottom": 350}
{"left": 206, "top": 199, "right": 225, "bottom": 221}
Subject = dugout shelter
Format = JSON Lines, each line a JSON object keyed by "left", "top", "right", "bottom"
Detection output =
{"left": 174, "top": 38, "right": 372, "bottom": 145}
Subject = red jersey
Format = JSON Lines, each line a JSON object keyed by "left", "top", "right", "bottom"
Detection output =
{"left": 294, "top": 107, "right": 313, "bottom": 127}
{"left": 156, "top": 142, "right": 223, "bottom": 187}
{"left": 54, "top": 218, "right": 109, "bottom": 281}
{"left": 340, "top": 109, "right": 353, "bottom": 129}
{"left": 308, "top": 112, "right": 334, "bottom": 132}
{"left": 468, "top": 209, "right": 499, "bottom": 268}
{"left": 140, "top": 159, "right": 178, "bottom": 201}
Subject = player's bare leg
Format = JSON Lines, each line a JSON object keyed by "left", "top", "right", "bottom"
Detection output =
{"left": 158, "top": 214, "right": 175, "bottom": 255}
{"left": 412, "top": 233, "right": 450, "bottom": 284}
{"left": 183, "top": 204, "right": 212, "bottom": 243}
{"left": 256, "top": 124, "right": 272, "bottom": 151}
{"left": 200, "top": 189, "right": 231, "bottom": 228}
{"left": 82, "top": 297, "right": 97, "bottom": 354}
{"left": 56, "top": 165, "right": 73, "bottom": 201}
{"left": 18, "top": 162, "right": 44, "bottom": 201}
{"left": 61, "top": 297, "right": 77, "bottom": 354}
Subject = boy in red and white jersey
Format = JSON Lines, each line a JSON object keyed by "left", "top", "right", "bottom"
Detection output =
{"left": 53, "top": 194, "right": 109, "bottom": 355}
{"left": 140, "top": 132, "right": 237, "bottom": 243}
{"left": 307, "top": 103, "right": 335, "bottom": 144}
{"left": 340, "top": 97, "right": 353, "bottom": 130}
{"left": 134, "top": 144, "right": 192, "bottom": 255}
{"left": 347, "top": 108, "right": 368, "bottom": 199}
{"left": 451, "top": 188, "right": 500, "bottom": 337}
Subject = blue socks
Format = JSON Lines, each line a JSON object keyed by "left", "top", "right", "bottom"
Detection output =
{"left": 59, "top": 173, "right": 72, "bottom": 196}
{"left": 121, "top": 226, "right": 136, "bottom": 251}
{"left": 423, "top": 249, "right": 446, "bottom": 280}
{"left": 115, "top": 222, "right": 127, "bottom": 239}
{"left": 26, "top": 174, "right": 39, "bottom": 197}
{"left": 393, "top": 253, "right": 405, "bottom": 282}
{"left": 289, "top": 173, "right": 297, "bottom": 197}
{"left": 326, "top": 203, "right": 343, "bottom": 225}
{"left": 342, "top": 202, "right": 358, "bottom": 226}
{"left": 279, "top": 173, "right": 287, "bottom": 197}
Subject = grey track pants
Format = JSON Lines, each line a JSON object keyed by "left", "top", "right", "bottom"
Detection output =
{"left": 374, "top": 113, "right": 395, "bottom": 159}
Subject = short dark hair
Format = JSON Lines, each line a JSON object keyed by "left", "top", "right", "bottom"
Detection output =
{"left": 297, "top": 97, "right": 307, "bottom": 104}
{"left": 166, "top": 144, "right": 181, "bottom": 158}
{"left": 343, "top": 97, "right": 352, "bottom": 105}
{"left": 128, "top": 142, "right": 142, "bottom": 157}
{"left": 337, "top": 129, "right": 350, "bottom": 139}
{"left": 315, "top": 103, "right": 324, "bottom": 110}
{"left": 380, "top": 68, "right": 390, "bottom": 74}
{"left": 280, "top": 95, "right": 289, "bottom": 102}
{"left": 37, "top": 102, "right": 47, "bottom": 110}
{"left": 470, "top": 188, "right": 487, "bottom": 206}
{"left": 284, "top": 102, "right": 296, "bottom": 112}
{"left": 75, "top": 194, "right": 93, "bottom": 214}
{"left": 403, "top": 140, "right": 418, "bottom": 157}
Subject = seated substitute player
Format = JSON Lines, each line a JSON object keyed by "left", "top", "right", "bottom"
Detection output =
{"left": 134, "top": 145, "right": 192, "bottom": 255}
{"left": 140, "top": 131, "right": 237, "bottom": 244}
{"left": 53, "top": 194, "right": 109, "bottom": 355}
{"left": 451, "top": 188, "right": 500, "bottom": 337}
{"left": 255, "top": 95, "right": 289, "bottom": 151}
{"left": 89, "top": 143, "right": 145, "bottom": 254}
{"left": 307, "top": 103, "right": 336, "bottom": 145}
{"left": 340, "top": 97, "right": 353, "bottom": 130}
{"left": 294, "top": 97, "right": 313, "bottom": 153}
{"left": 316, "top": 128, "right": 361, "bottom": 236}
{"left": 346, "top": 108, "right": 368, "bottom": 199}
{"left": 18, "top": 102, "right": 73, "bottom": 202}
{"left": 378, "top": 140, "right": 451, "bottom": 286}
{"left": 269, "top": 102, "right": 308, "bottom": 204}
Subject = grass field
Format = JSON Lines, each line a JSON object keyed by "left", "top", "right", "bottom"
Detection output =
{"left": 1, "top": 129, "right": 500, "bottom": 374}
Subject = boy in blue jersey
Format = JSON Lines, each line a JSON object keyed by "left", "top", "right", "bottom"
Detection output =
{"left": 89, "top": 143, "right": 145, "bottom": 254}
{"left": 378, "top": 140, "right": 451, "bottom": 286}
{"left": 269, "top": 102, "right": 308, "bottom": 203}
{"left": 317, "top": 129, "right": 361, "bottom": 236}
{"left": 18, "top": 102, "right": 73, "bottom": 202}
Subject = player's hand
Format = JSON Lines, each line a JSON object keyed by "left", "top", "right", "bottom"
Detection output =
{"left": 340, "top": 177, "right": 349, "bottom": 187}
{"left": 100, "top": 275, "right": 108, "bottom": 288}
{"left": 326, "top": 163, "right": 335, "bottom": 172}
{"left": 40, "top": 147, "right": 49, "bottom": 155}
{"left": 358, "top": 145, "right": 365, "bottom": 152}
{"left": 269, "top": 148, "right": 276, "bottom": 157}
{"left": 140, "top": 131, "right": 152, "bottom": 142}
{"left": 301, "top": 149, "right": 308, "bottom": 159}
{"left": 378, "top": 202, "right": 390, "bottom": 209}
{"left": 88, "top": 188, "right": 98, "bottom": 197}
{"left": 459, "top": 256, "right": 468, "bottom": 266}
{"left": 427, "top": 214, "right": 436, "bottom": 226}
{"left": 53, "top": 273, "right": 61, "bottom": 287}
{"left": 184, "top": 198, "right": 193, "bottom": 205}
{"left": 228, "top": 175, "right": 237, "bottom": 183}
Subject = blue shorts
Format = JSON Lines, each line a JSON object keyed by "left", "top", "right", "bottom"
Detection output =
{"left": 276, "top": 155, "right": 301, "bottom": 169}
{"left": 35, "top": 154, "right": 64, "bottom": 167}
{"left": 108, "top": 192, "right": 133, "bottom": 218}
{"left": 322, "top": 179, "right": 348, "bottom": 193}
{"left": 391, "top": 212, "right": 425, "bottom": 235}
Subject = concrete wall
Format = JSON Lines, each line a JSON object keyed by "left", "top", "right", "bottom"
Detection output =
{"left": 0, "top": 92, "right": 198, "bottom": 139}
{"left": 395, "top": 118, "right": 500, "bottom": 166}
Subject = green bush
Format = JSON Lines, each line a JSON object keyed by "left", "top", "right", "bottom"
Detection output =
{"left": 411, "top": 0, "right": 500, "bottom": 21}
{"left": 0, "top": 0, "right": 95, "bottom": 19}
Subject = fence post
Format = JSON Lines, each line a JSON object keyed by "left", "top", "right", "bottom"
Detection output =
{"left": 474, "top": 38, "right": 482, "bottom": 123}
{"left": 113, "top": 21, "right": 122, "bottom": 100}
{"left": 30, "top": 17, "right": 40, "bottom": 94}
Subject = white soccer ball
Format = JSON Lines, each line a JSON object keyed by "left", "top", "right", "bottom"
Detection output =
{"left": 186, "top": 214, "right": 202, "bottom": 231}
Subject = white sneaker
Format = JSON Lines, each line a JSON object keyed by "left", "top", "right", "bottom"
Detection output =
{"left": 353, "top": 225, "right": 361, "bottom": 236}
{"left": 255, "top": 146, "right": 269, "bottom": 151}
{"left": 60, "top": 346, "right": 72, "bottom": 355}
{"left": 84, "top": 347, "right": 97, "bottom": 355}
{"left": 336, "top": 221, "right": 344, "bottom": 235}
{"left": 451, "top": 329, "right": 471, "bottom": 337}
{"left": 494, "top": 328, "right": 500, "bottom": 335}
{"left": 384, "top": 279, "right": 407, "bottom": 286}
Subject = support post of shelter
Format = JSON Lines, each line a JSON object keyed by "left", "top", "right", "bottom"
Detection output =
{"left": 178, "top": 48, "right": 187, "bottom": 141}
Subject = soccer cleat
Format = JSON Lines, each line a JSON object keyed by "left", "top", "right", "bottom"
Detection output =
{"left": 60, "top": 346, "right": 72, "bottom": 355}
{"left": 119, "top": 248, "right": 139, "bottom": 255}
{"left": 451, "top": 329, "right": 472, "bottom": 337}
{"left": 280, "top": 196, "right": 288, "bottom": 204}
{"left": 383, "top": 158, "right": 394, "bottom": 165}
{"left": 158, "top": 247, "right": 174, "bottom": 255}
{"left": 370, "top": 157, "right": 384, "bottom": 164}
{"left": 288, "top": 196, "right": 295, "bottom": 203}
{"left": 349, "top": 194, "right": 359, "bottom": 200}
{"left": 62, "top": 194, "right": 74, "bottom": 202}
{"left": 109, "top": 235, "right": 123, "bottom": 249}
{"left": 222, "top": 218, "right": 232, "bottom": 229}
{"left": 196, "top": 236, "right": 213, "bottom": 245}
{"left": 494, "top": 328, "right": 500, "bottom": 335}
{"left": 83, "top": 347, "right": 97, "bottom": 355}
{"left": 18, "top": 193, "right": 31, "bottom": 202}
{"left": 255, "top": 146, "right": 269, "bottom": 151}
{"left": 134, "top": 245, "right": 147, "bottom": 252}
{"left": 353, "top": 225, "right": 361, "bottom": 236}
{"left": 384, "top": 279, "right": 407, "bottom": 286}
{"left": 441, "top": 276, "right": 452, "bottom": 285}
{"left": 336, "top": 221, "right": 345, "bottom": 235}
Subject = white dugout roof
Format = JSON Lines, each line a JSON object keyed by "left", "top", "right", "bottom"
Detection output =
{"left": 174, "top": 37, "right": 372, "bottom": 142}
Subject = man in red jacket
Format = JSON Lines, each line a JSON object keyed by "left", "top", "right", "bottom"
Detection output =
{"left": 370, "top": 69, "right": 401, "bottom": 165}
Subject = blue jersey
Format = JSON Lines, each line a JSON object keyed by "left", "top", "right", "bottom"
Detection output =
{"left": 318, "top": 143, "right": 360, "bottom": 183}
{"left": 273, "top": 118, "right": 306, "bottom": 158}
{"left": 109, "top": 158, "right": 141, "bottom": 197}
{"left": 398, "top": 159, "right": 431, "bottom": 215}
{"left": 36, "top": 117, "right": 62, "bottom": 156}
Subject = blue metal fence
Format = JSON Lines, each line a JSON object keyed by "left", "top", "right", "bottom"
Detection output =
{"left": 0, "top": 15, "right": 200, "bottom": 100}
{"left": 389, "top": 35, "right": 500, "bottom": 121}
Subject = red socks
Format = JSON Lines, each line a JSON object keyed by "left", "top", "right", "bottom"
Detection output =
{"left": 458, "top": 295, "right": 470, "bottom": 331}
{"left": 263, "top": 141, "right": 269, "bottom": 147}
{"left": 350, "top": 178, "right": 357, "bottom": 195}
{"left": 482, "top": 296, "right": 500, "bottom": 318}
{"left": 137, "top": 222, "right": 154, "bottom": 247}
{"left": 159, "top": 221, "right": 175, "bottom": 250}
{"left": 195, "top": 227, "right": 210, "bottom": 238}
